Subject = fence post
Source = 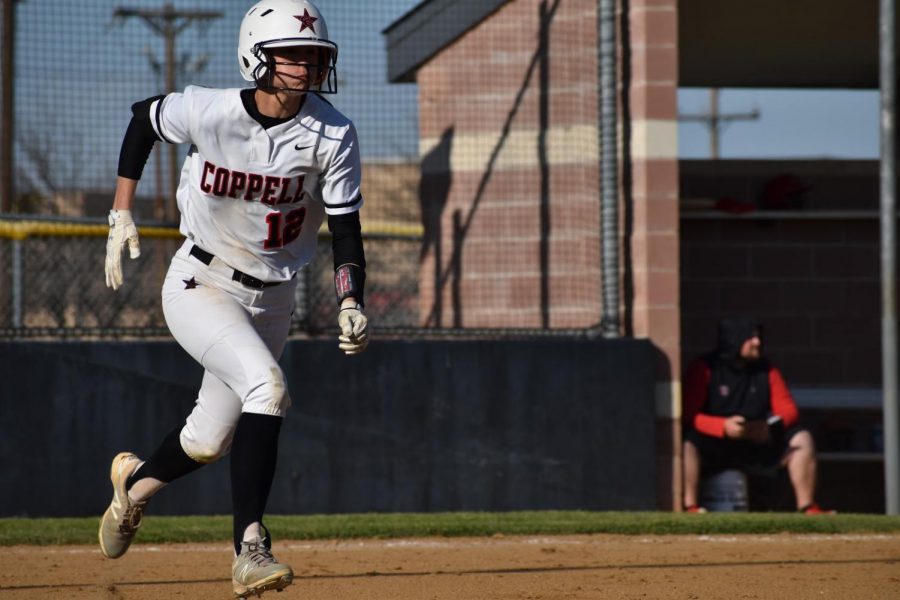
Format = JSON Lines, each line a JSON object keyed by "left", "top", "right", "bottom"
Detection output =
{"left": 11, "top": 237, "right": 22, "bottom": 327}
{"left": 294, "top": 265, "right": 311, "bottom": 332}
{"left": 1, "top": 0, "right": 14, "bottom": 214}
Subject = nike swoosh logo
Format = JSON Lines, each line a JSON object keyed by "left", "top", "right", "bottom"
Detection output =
{"left": 294, "top": 144, "right": 314, "bottom": 151}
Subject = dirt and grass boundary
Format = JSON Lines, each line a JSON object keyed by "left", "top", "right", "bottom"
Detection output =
{"left": 2, "top": 511, "right": 899, "bottom": 546}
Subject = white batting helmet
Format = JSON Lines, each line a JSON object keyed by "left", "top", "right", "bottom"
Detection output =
{"left": 238, "top": 0, "right": 338, "bottom": 92}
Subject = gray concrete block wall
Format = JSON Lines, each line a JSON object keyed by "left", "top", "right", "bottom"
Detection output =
{"left": 0, "top": 337, "right": 656, "bottom": 517}
{"left": 680, "top": 216, "right": 882, "bottom": 386}
{"left": 679, "top": 159, "right": 885, "bottom": 386}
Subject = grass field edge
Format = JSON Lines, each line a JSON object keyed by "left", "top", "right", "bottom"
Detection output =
{"left": 1, "top": 511, "right": 899, "bottom": 546}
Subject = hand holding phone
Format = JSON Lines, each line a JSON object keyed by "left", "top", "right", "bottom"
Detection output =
{"left": 766, "top": 414, "right": 785, "bottom": 440}
{"left": 743, "top": 419, "right": 771, "bottom": 443}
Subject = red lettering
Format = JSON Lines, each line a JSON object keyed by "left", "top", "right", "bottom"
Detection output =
{"left": 244, "top": 174, "right": 264, "bottom": 201}
{"left": 200, "top": 161, "right": 214, "bottom": 193}
{"left": 200, "top": 163, "right": 298, "bottom": 204}
{"left": 283, "top": 207, "right": 307, "bottom": 244}
{"left": 263, "top": 213, "right": 282, "bottom": 249}
{"left": 291, "top": 175, "right": 307, "bottom": 203}
{"left": 275, "top": 177, "right": 292, "bottom": 205}
{"left": 213, "top": 167, "right": 230, "bottom": 196}
{"left": 260, "top": 176, "right": 280, "bottom": 206}
{"left": 228, "top": 171, "right": 247, "bottom": 198}
{"left": 263, "top": 207, "right": 306, "bottom": 249}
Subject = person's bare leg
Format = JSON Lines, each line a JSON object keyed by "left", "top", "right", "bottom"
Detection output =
{"left": 683, "top": 439, "right": 702, "bottom": 508}
{"left": 784, "top": 430, "right": 817, "bottom": 509}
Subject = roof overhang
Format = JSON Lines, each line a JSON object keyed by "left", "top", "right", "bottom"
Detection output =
{"left": 383, "top": 0, "right": 512, "bottom": 83}
{"left": 680, "top": 0, "right": 887, "bottom": 89}
{"left": 385, "top": 0, "right": 891, "bottom": 89}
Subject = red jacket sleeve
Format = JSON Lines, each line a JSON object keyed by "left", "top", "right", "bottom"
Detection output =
{"left": 682, "top": 359, "right": 727, "bottom": 438}
{"left": 768, "top": 367, "right": 799, "bottom": 428}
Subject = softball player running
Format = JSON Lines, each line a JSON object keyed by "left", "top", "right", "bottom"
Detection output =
{"left": 99, "top": 1, "right": 368, "bottom": 596}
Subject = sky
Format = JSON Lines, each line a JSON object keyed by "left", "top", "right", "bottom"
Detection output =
{"left": 678, "top": 88, "right": 880, "bottom": 160}
{"left": 11, "top": 0, "right": 422, "bottom": 193}
{"left": 8, "top": 0, "right": 884, "bottom": 195}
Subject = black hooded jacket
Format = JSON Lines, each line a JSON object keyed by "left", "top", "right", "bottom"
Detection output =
{"left": 699, "top": 315, "right": 771, "bottom": 420}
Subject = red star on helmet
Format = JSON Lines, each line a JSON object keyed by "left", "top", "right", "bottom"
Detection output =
{"left": 294, "top": 8, "right": 317, "bottom": 34}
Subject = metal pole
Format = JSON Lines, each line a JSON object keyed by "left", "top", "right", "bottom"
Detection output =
{"left": 164, "top": 18, "right": 178, "bottom": 221}
{"left": 880, "top": 0, "right": 899, "bottom": 515}
{"left": 598, "top": 0, "right": 620, "bottom": 337}
{"left": 709, "top": 88, "right": 720, "bottom": 160}
{"left": 11, "top": 238, "right": 22, "bottom": 327}
{"left": 1, "top": 0, "right": 15, "bottom": 213}
{"left": 294, "top": 266, "right": 310, "bottom": 330}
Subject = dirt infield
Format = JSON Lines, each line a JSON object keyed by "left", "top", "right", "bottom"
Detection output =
{"left": 1, "top": 533, "right": 898, "bottom": 599}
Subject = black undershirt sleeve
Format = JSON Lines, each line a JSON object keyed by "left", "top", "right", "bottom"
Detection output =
{"left": 328, "top": 210, "right": 366, "bottom": 270}
{"left": 328, "top": 211, "right": 366, "bottom": 303}
{"left": 117, "top": 95, "right": 164, "bottom": 180}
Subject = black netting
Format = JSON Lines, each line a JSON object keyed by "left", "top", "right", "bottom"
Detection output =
{"left": 0, "top": 0, "right": 605, "bottom": 338}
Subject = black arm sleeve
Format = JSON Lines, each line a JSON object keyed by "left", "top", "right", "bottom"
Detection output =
{"left": 328, "top": 211, "right": 366, "bottom": 270}
{"left": 117, "top": 95, "right": 164, "bottom": 180}
{"left": 328, "top": 211, "right": 366, "bottom": 304}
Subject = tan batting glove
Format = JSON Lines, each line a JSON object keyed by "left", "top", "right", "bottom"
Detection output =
{"left": 105, "top": 209, "right": 141, "bottom": 290}
{"left": 338, "top": 303, "right": 369, "bottom": 355}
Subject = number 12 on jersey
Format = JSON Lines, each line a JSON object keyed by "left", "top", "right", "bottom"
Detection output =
{"left": 264, "top": 207, "right": 306, "bottom": 249}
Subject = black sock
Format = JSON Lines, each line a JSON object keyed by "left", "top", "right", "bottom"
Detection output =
{"left": 231, "top": 413, "right": 282, "bottom": 554}
{"left": 126, "top": 425, "right": 204, "bottom": 490}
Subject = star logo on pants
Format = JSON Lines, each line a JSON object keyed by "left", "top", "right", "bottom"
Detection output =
{"left": 183, "top": 276, "right": 199, "bottom": 289}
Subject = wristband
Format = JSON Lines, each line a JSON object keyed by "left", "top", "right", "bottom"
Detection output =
{"left": 334, "top": 263, "right": 365, "bottom": 307}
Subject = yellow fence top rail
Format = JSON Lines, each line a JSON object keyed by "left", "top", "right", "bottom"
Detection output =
{"left": 0, "top": 219, "right": 423, "bottom": 241}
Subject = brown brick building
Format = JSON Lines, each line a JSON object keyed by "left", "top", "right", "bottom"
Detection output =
{"left": 386, "top": 0, "right": 681, "bottom": 509}
{"left": 385, "top": 0, "right": 890, "bottom": 511}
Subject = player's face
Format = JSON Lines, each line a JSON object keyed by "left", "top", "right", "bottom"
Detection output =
{"left": 269, "top": 46, "right": 326, "bottom": 92}
{"left": 739, "top": 332, "right": 762, "bottom": 361}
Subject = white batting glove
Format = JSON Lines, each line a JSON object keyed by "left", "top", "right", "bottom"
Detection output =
{"left": 338, "top": 303, "right": 369, "bottom": 355}
{"left": 105, "top": 209, "right": 141, "bottom": 290}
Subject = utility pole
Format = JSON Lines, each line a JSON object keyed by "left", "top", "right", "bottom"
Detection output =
{"left": 880, "top": 0, "right": 899, "bottom": 516}
{"left": 1, "top": 0, "right": 16, "bottom": 213}
{"left": 141, "top": 48, "right": 208, "bottom": 220}
{"left": 113, "top": 3, "right": 222, "bottom": 221}
{"left": 678, "top": 89, "right": 760, "bottom": 159}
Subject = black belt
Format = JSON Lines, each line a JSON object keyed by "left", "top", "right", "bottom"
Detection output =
{"left": 189, "top": 244, "right": 282, "bottom": 289}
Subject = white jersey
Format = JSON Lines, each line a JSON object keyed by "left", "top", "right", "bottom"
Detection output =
{"left": 149, "top": 85, "right": 363, "bottom": 282}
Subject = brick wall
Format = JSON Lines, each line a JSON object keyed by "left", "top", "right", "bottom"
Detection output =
{"left": 414, "top": 0, "right": 680, "bottom": 340}
{"left": 416, "top": 0, "right": 603, "bottom": 328}
{"left": 413, "top": 0, "right": 682, "bottom": 509}
{"left": 680, "top": 160, "right": 882, "bottom": 387}
{"left": 628, "top": 0, "right": 681, "bottom": 510}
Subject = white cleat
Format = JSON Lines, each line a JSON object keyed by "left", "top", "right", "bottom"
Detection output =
{"left": 232, "top": 537, "right": 293, "bottom": 598}
{"left": 98, "top": 452, "right": 147, "bottom": 559}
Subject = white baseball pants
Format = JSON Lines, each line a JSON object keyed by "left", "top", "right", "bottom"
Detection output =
{"left": 161, "top": 240, "right": 296, "bottom": 463}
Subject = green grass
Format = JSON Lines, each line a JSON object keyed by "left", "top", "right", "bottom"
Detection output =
{"left": 1, "top": 511, "right": 899, "bottom": 546}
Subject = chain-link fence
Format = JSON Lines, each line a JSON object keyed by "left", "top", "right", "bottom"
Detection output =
{"left": 0, "top": 0, "right": 608, "bottom": 339}
{"left": 0, "top": 216, "right": 420, "bottom": 337}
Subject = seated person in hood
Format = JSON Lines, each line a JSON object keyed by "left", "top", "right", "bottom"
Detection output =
{"left": 682, "top": 315, "right": 833, "bottom": 514}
